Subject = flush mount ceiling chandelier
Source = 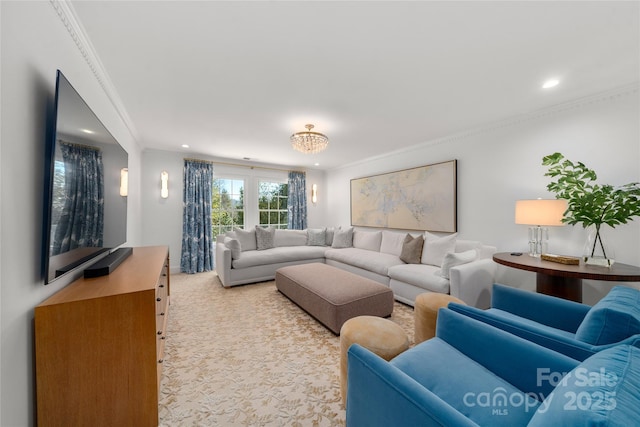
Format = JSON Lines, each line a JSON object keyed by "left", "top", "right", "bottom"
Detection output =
{"left": 290, "top": 124, "right": 329, "bottom": 154}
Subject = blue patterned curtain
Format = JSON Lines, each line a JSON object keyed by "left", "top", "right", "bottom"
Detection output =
{"left": 287, "top": 171, "right": 307, "bottom": 230}
{"left": 181, "top": 159, "right": 214, "bottom": 273}
{"left": 52, "top": 142, "right": 104, "bottom": 255}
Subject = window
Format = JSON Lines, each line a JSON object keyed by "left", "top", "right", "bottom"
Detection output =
{"left": 212, "top": 178, "right": 245, "bottom": 235}
{"left": 258, "top": 181, "right": 288, "bottom": 229}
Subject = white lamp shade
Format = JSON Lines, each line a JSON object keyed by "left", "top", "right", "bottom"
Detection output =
{"left": 515, "top": 199, "right": 567, "bottom": 226}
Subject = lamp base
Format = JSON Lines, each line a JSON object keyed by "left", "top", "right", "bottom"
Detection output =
{"left": 527, "top": 226, "right": 548, "bottom": 257}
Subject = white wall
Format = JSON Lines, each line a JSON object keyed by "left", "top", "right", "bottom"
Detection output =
{"left": 0, "top": 2, "right": 142, "bottom": 425}
{"left": 325, "top": 87, "right": 640, "bottom": 305}
{"left": 141, "top": 149, "right": 327, "bottom": 270}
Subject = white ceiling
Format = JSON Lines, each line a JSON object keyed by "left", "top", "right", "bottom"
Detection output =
{"left": 71, "top": 1, "right": 639, "bottom": 170}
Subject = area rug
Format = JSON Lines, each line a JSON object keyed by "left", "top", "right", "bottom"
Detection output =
{"left": 158, "top": 271, "right": 415, "bottom": 426}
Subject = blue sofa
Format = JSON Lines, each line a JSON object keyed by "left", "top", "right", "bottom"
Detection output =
{"left": 449, "top": 284, "right": 640, "bottom": 361}
{"left": 346, "top": 309, "right": 640, "bottom": 426}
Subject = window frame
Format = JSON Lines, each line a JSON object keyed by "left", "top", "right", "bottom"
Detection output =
{"left": 211, "top": 176, "right": 246, "bottom": 236}
{"left": 257, "top": 179, "right": 289, "bottom": 229}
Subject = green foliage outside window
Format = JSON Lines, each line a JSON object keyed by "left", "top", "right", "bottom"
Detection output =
{"left": 212, "top": 178, "right": 245, "bottom": 235}
{"left": 259, "top": 181, "right": 288, "bottom": 229}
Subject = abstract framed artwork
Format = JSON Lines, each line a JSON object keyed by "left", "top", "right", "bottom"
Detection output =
{"left": 350, "top": 160, "right": 457, "bottom": 232}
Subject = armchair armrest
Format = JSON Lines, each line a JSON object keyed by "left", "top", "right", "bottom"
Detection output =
{"left": 448, "top": 302, "right": 597, "bottom": 361}
{"left": 492, "top": 284, "right": 590, "bottom": 332}
{"left": 449, "top": 258, "right": 496, "bottom": 309}
{"left": 215, "top": 241, "right": 232, "bottom": 287}
{"left": 346, "top": 344, "right": 479, "bottom": 427}
{"left": 436, "top": 309, "right": 579, "bottom": 397}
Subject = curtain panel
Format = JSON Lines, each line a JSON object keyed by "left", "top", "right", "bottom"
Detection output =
{"left": 52, "top": 142, "right": 104, "bottom": 255}
{"left": 287, "top": 171, "right": 307, "bottom": 230}
{"left": 181, "top": 160, "right": 214, "bottom": 273}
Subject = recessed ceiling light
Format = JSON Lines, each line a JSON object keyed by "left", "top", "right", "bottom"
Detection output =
{"left": 542, "top": 79, "right": 560, "bottom": 89}
{"left": 314, "top": 163, "right": 320, "bottom": 166}
{"left": 181, "top": 144, "right": 189, "bottom": 148}
{"left": 80, "top": 129, "right": 95, "bottom": 134}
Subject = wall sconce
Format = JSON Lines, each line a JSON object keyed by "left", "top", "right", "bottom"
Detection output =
{"left": 119, "top": 168, "right": 128, "bottom": 197}
{"left": 160, "top": 171, "right": 169, "bottom": 198}
{"left": 311, "top": 184, "right": 318, "bottom": 204}
{"left": 515, "top": 199, "right": 567, "bottom": 256}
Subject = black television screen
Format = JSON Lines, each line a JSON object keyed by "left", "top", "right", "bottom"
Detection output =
{"left": 43, "top": 70, "right": 128, "bottom": 284}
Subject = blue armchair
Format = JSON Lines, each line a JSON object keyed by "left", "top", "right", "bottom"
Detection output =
{"left": 449, "top": 284, "right": 640, "bottom": 361}
{"left": 346, "top": 308, "right": 640, "bottom": 426}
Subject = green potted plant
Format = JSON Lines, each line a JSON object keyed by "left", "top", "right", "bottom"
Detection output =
{"left": 542, "top": 152, "right": 640, "bottom": 266}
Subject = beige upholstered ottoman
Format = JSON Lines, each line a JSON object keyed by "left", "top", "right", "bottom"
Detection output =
{"left": 414, "top": 293, "right": 466, "bottom": 344}
{"left": 275, "top": 263, "right": 394, "bottom": 334}
{"left": 339, "top": 316, "right": 410, "bottom": 406}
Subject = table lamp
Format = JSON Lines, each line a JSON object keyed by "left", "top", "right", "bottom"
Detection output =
{"left": 515, "top": 199, "right": 567, "bottom": 257}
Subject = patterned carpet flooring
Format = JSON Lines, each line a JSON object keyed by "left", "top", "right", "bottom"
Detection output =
{"left": 158, "top": 271, "right": 415, "bottom": 426}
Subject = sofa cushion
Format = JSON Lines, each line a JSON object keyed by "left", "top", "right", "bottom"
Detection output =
{"left": 528, "top": 345, "right": 640, "bottom": 427}
{"left": 422, "top": 232, "right": 457, "bottom": 266}
{"left": 400, "top": 234, "right": 424, "bottom": 264}
{"left": 380, "top": 231, "right": 408, "bottom": 256}
{"left": 392, "top": 337, "right": 540, "bottom": 426}
{"left": 231, "top": 246, "right": 327, "bottom": 269}
{"left": 274, "top": 229, "right": 307, "bottom": 247}
{"left": 307, "top": 228, "right": 326, "bottom": 246}
{"left": 387, "top": 264, "right": 449, "bottom": 293}
{"left": 332, "top": 227, "right": 354, "bottom": 248}
{"left": 325, "top": 247, "right": 404, "bottom": 276}
{"left": 353, "top": 230, "right": 382, "bottom": 252}
{"left": 224, "top": 237, "right": 241, "bottom": 260}
{"left": 575, "top": 286, "right": 640, "bottom": 345}
{"left": 255, "top": 226, "right": 276, "bottom": 250}
{"left": 234, "top": 228, "right": 257, "bottom": 251}
{"left": 440, "top": 249, "right": 477, "bottom": 279}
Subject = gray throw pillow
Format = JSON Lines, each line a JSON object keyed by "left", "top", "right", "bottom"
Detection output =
{"left": 400, "top": 234, "right": 424, "bottom": 264}
{"left": 307, "top": 228, "right": 326, "bottom": 246}
{"left": 255, "top": 226, "right": 275, "bottom": 250}
{"left": 325, "top": 227, "right": 336, "bottom": 246}
{"left": 331, "top": 227, "right": 354, "bottom": 248}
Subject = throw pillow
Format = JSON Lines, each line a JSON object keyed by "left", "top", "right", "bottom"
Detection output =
{"left": 575, "top": 285, "right": 640, "bottom": 345}
{"left": 234, "top": 227, "right": 257, "bottom": 251}
{"left": 440, "top": 249, "right": 477, "bottom": 279}
{"left": 332, "top": 227, "right": 354, "bottom": 248}
{"left": 400, "top": 234, "right": 424, "bottom": 264}
{"left": 255, "top": 226, "right": 275, "bottom": 250}
{"left": 224, "top": 237, "right": 241, "bottom": 260}
{"left": 421, "top": 232, "right": 457, "bottom": 266}
{"left": 307, "top": 228, "right": 327, "bottom": 246}
{"left": 325, "top": 227, "right": 336, "bottom": 246}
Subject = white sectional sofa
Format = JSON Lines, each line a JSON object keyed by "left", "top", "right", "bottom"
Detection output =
{"left": 215, "top": 227, "right": 497, "bottom": 308}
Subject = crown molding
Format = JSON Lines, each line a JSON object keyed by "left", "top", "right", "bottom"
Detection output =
{"left": 333, "top": 82, "right": 639, "bottom": 171}
{"left": 50, "top": 0, "right": 140, "bottom": 144}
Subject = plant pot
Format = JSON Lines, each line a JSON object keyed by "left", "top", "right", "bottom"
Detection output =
{"left": 582, "top": 225, "right": 615, "bottom": 267}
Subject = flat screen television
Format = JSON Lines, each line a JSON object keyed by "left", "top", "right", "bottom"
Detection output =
{"left": 43, "top": 70, "right": 128, "bottom": 284}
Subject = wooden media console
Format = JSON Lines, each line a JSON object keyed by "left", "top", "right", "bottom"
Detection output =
{"left": 35, "top": 246, "right": 170, "bottom": 426}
